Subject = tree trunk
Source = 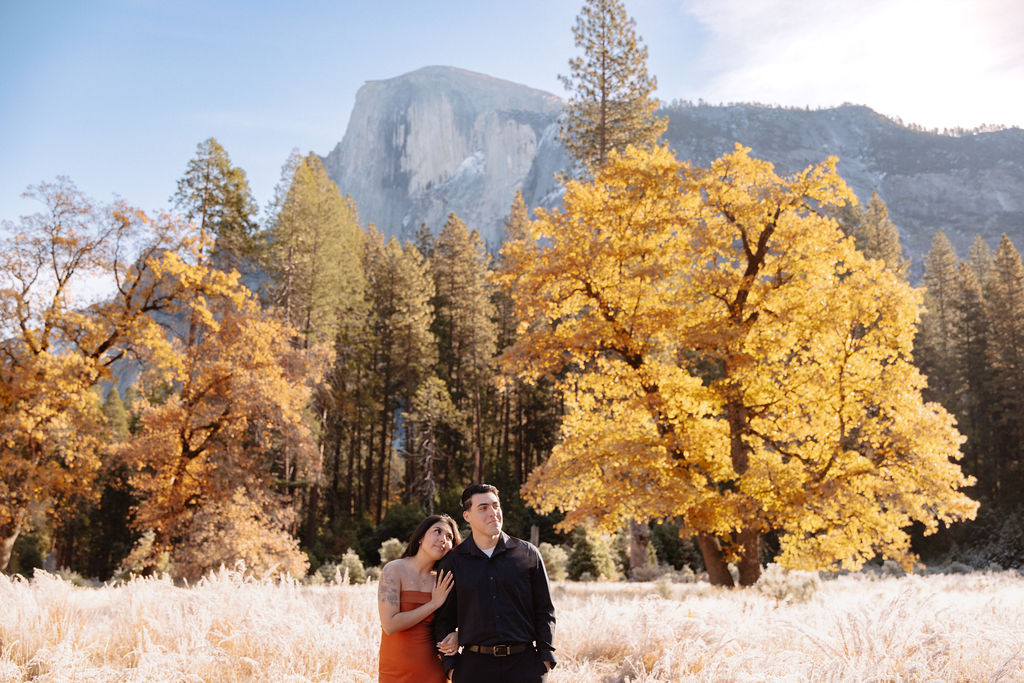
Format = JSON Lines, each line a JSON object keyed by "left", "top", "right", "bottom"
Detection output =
{"left": 403, "top": 418, "right": 414, "bottom": 505}
{"left": 0, "top": 524, "right": 21, "bottom": 573}
{"left": 696, "top": 533, "right": 734, "bottom": 587}
{"left": 376, "top": 409, "right": 388, "bottom": 524}
{"left": 514, "top": 391, "right": 525, "bottom": 484}
{"left": 304, "top": 484, "right": 319, "bottom": 548}
{"left": 473, "top": 386, "right": 484, "bottom": 483}
{"left": 696, "top": 529, "right": 762, "bottom": 587}
{"left": 736, "top": 527, "right": 762, "bottom": 586}
{"left": 627, "top": 518, "right": 651, "bottom": 577}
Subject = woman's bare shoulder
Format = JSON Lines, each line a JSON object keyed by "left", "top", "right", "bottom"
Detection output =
{"left": 380, "top": 557, "right": 411, "bottom": 583}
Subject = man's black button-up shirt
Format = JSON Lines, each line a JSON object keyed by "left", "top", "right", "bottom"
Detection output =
{"left": 433, "top": 532, "right": 556, "bottom": 672}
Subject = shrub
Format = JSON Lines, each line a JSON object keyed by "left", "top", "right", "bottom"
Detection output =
{"left": 650, "top": 521, "right": 704, "bottom": 572}
{"left": 53, "top": 568, "right": 97, "bottom": 587}
{"left": 630, "top": 562, "right": 669, "bottom": 582}
{"left": 116, "top": 530, "right": 171, "bottom": 580}
{"left": 755, "top": 563, "right": 821, "bottom": 605}
{"left": 166, "top": 490, "right": 309, "bottom": 582}
{"left": 340, "top": 549, "right": 367, "bottom": 584}
{"left": 539, "top": 542, "right": 568, "bottom": 581}
{"left": 313, "top": 563, "right": 344, "bottom": 584}
{"left": 378, "top": 538, "right": 404, "bottom": 565}
{"left": 567, "top": 528, "right": 617, "bottom": 581}
{"left": 880, "top": 559, "right": 907, "bottom": 578}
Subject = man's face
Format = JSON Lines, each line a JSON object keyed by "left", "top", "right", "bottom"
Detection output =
{"left": 463, "top": 492, "right": 502, "bottom": 538}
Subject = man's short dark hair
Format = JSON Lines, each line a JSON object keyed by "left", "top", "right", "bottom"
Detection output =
{"left": 461, "top": 483, "right": 500, "bottom": 511}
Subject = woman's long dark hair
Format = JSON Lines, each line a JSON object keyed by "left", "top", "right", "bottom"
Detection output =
{"left": 402, "top": 514, "right": 461, "bottom": 559}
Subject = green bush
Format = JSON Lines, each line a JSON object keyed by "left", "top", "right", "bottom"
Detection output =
{"left": 755, "top": 563, "right": 821, "bottom": 605}
{"left": 567, "top": 528, "right": 617, "bottom": 581}
{"left": 650, "top": 521, "right": 704, "bottom": 572}
{"left": 379, "top": 538, "right": 405, "bottom": 565}
{"left": 340, "top": 548, "right": 367, "bottom": 584}
{"left": 538, "top": 542, "right": 568, "bottom": 581}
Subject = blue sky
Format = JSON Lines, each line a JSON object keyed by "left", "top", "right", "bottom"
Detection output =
{"left": 2, "top": 0, "right": 1022, "bottom": 224}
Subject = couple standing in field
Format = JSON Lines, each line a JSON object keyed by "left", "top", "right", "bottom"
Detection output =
{"left": 376, "top": 484, "right": 557, "bottom": 682}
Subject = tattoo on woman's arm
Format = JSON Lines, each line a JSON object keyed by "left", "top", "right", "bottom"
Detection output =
{"left": 379, "top": 568, "right": 400, "bottom": 608}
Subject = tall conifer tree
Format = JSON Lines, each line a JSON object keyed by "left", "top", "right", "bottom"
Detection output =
{"left": 172, "top": 138, "right": 259, "bottom": 269}
{"left": 559, "top": 0, "right": 666, "bottom": 172}
{"left": 967, "top": 234, "right": 994, "bottom": 287}
{"left": 918, "top": 231, "right": 960, "bottom": 407}
{"left": 267, "top": 153, "right": 364, "bottom": 347}
{"left": 951, "top": 262, "right": 993, "bottom": 492}
{"left": 429, "top": 214, "right": 498, "bottom": 483}
{"left": 983, "top": 235, "right": 1024, "bottom": 501}
{"left": 363, "top": 234, "right": 436, "bottom": 520}
{"left": 858, "top": 192, "right": 910, "bottom": 278}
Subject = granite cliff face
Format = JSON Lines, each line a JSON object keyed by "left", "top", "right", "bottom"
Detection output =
{"left": 324, "top": 66, "right": 1024, "bottom": 277}
{"left": 322, "top": 66, "right": 566, "bottom": 249}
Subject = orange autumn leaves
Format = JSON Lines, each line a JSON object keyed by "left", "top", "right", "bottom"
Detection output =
{"left": 498, "top": 145, "right": 977, "bottom": 572}
{"left": 0, "top": 180, "right": 320, "bottom": 575}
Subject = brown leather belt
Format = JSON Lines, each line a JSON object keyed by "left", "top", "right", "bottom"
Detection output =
{"left": 464, "top": 644, "right": 531, "bottom": 656}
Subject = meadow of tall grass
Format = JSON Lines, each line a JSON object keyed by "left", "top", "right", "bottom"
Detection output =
{"left": 1, "top": 566, "right": 1021, "bottom": 682}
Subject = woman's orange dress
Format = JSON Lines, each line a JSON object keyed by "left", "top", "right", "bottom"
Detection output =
{"left": 378, "top": 590, "right": 448, "bottom": 682}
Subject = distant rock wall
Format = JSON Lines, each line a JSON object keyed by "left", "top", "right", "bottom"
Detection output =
{"left": 322, "top": 66, "right": 563, "bottom": 248}
{"left": 324, "top": 66, "right": 1024, "bottom": 278}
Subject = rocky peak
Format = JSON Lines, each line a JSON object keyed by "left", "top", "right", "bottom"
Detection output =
{"left": 322, "top": 66, "right": 565, "bottom": 248}
{"left": 324, "top": 66, "right": 1024, "bottom": 279}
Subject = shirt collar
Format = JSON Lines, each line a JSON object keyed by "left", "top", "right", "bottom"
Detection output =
{"left": 459, "top": 531, "right": 512, "bottom": 557}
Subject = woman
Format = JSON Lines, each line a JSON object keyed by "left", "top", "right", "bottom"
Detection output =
{"left": 378, "top": 514, "right": 461, "bottom": 682}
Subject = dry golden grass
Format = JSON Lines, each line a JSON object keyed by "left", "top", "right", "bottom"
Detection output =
{"left": 1, "top": 567, "right": 1022, "bottom": 681}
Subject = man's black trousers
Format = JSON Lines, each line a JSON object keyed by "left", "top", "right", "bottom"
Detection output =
{"left": 451, "top": 648, "right": 549, "bottom": 683}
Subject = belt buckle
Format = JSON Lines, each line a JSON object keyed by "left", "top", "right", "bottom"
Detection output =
{"left": 494, "top": 645, "right": 511, "bottom": 656}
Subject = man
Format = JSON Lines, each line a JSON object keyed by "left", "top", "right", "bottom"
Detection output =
{"left": 433, "top": 484, "right": 556, "bottom": 682}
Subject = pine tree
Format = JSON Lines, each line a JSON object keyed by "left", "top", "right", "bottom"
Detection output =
{"left": 559, "top": 0, "right": 666, "bottom": 172}
{"left": 983, "top": 235, "right": 1024, "bottom": 502}
{"left": 172, "top": 138, "right": 259, "bottom": 270}
{"left": 266, "top": 153, "right": 364, "bottom": 348}
{"left": 857, "top": 192, "right": 910, "bottom": 278}
{"left": 405, "top": 376, "right": 464, "bottom": 513}
{"left": 951, "top": 263, "right": 993, "bottom": 494}
{"left": 917, "top": 231, "right": 960, "bottom": 407}
{"left": 102, "top": 386, "right": 130, "bottom": 442}
{"left": 967, "top": 234, "right": 994, "bottom": 287}
{"left": 264, "top": 151, "right": 366, "bottom": 547}
{"left": 363, "top": 233, "right": 436, "bottom": 521}
{"left": 429, "top": 214, "right": 498, "bottom": 483}
{"left": 838, "top": 192, "right": 909, "bottom": 278}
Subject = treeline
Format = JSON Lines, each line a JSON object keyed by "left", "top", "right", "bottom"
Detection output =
{"left": 1, "top": 139, "right": 565, "bottom": 580}
{"left": 4, "top": 138, "right": 1019, "bottom": 582}
{"left": 913, "top": 232, "right": 1024, "bottom": 568}
{"left": 835, "top": 190, "right": 1024, "bottom": 568}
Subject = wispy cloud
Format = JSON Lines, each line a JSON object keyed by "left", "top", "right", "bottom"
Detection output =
{"left": 683, "top": 0, "right": 1024, "bottom": 129}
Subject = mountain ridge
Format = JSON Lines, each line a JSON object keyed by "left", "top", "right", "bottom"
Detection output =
{"left": 322, "top": 66, "right": 1024, "bottom": 277}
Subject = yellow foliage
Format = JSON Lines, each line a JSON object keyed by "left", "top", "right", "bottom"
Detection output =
{"left": 0, "top": 181, "right": 211, "bottom": 562}
{"left": 501, "top": 145, "right": 977, "bottom": 571}
{"left": 165, "top": 488, "right": 309, "bottom": 582}
{"left": 1, "top": 178, "right": 319, "bottom": 577}
{"left": 116, "top": 283, "right": 319, "bottom": 572}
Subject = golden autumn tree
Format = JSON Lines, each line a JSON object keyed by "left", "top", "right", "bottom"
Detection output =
{"left": 0, "top": 179, "right": 231, "bottom": 573}
{"left": 115, "top": 259, "right": 322, "bottom": 579}
{"left": 499, "top": 145, "right": 977, "bottom": 586}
